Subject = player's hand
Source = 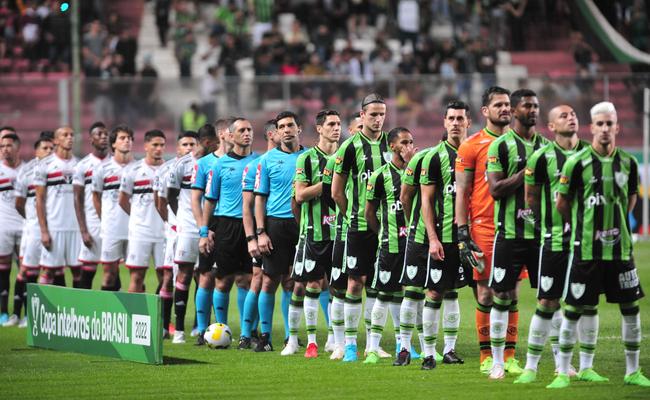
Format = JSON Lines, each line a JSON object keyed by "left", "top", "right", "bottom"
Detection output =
{"left": 428, "top": 238, "right": 445, "bottom": 261}
{"left": 199, "top": 237, "right": 210, "bottom": 255}
{"left": 81, "top": 230, "right": 94, "bottom": 249}
{"left": 457, "top": 224, "right": 484, "bottom": 273}
{"left": 207, "top": 230, "right": 215, "bottom": 251}
{"left": 400, "top": 144, "right": 418, "bottom": 164}
{"left": 41, "top": 231, "right": 52, "bottom": 251}
{"left": 257, "top": 232, "right": 273, "bottom": 256}
{"left": 248, "top": 239, "right": 261, "bottom": 259}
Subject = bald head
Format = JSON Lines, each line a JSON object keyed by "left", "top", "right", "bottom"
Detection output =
{"left": 547, "top": 104, "right": 578, "bottom": 136}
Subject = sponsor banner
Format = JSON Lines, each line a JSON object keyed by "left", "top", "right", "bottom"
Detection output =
{"left": 26, "top": 284, "right": 162, "bottom": 364}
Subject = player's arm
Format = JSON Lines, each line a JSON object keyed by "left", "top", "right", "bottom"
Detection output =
{"left": 191, "top": 189, "right": 204, "bottom": 228}
{"left": 90, "top": 167, "right": 103, "bottom": 219}
{"left": 364, "top": 172, "right": 382, "bottom": 234}
{"left": 242, "top": 190, "right": 260, "bottom": 258}
{"left": 332, "top": 145, "right": 353, "bottom": 218}
{"left": 400, "top": 183, "right": 416, "bottom": 224}
{"left": 364, "top": 199, "right": 380, "bottom": 234}
{"left": 73, "top": 184, "right": 93, "bottom": 248}
{"left": 118, "top": 169, "right": 133, "bottom": 215}
{"left": 254, "top": 194, "right": 272, "bottom": 255}
{"left": 420, "top": 158, "right": 445, "bottom": 261}
{"left": 118, "top": 191, "right": 131, "bottom": 215}
{"left": 295, "top": 181, "right": 323, "bottom": 204}
{"left": 556, "top": 193, "right": 571, "bottom": 223}
{"left": 487, "top": 169, "right": 524, "bottom": 200}
{"left": 628, "top": 159, "right": 640, "bottom": 213}
{"left": 154, "top": 190, "right": 168, "bottom": 222}
{"left": 92, "top": 191, "right": 102, "bottom": 219}
{"left": 291, "top": 197, "right": 301, "bottom": 225}
{"left": 166, "top": 162, "right": 181, "bottom": 215}
{"left": 556, "top": 159, "right": 579, "bottom": 225}
{"left": 454, "top": 165, "right": 482, "bottom": 270}
{"left": 35, "top": 185, "right": 51, "bottom": 250}
{"left": 167, "top": 188, "right": 180, "bottom": 215}
{"left": 199, "top": 197, "right": 216, "bottom": 255}
{"left": 525, "top": 183, "right": 541, "bottom": 219}
{"left": 15, "top": 196, "right": 26, "bottom": 219}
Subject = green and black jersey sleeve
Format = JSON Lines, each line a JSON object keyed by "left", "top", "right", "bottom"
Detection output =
{"left": 367, "top": 162, "right": 407, "bottom": 253}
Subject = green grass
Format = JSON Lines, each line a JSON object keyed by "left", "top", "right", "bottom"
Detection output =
{"left": 2, "top": 245, "right": 650, "bottom": 399}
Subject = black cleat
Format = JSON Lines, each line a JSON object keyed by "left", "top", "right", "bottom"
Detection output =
{"left": 421, "top": 355, "right": 436, "bottom": 370}
{"left": 238, "top": 336, "right": 252, "bottom": 350}
{"left": 442, "top": 349, "right": 464, "bottom": 364}
{"left": 393, "top": 348, "right": 411, "bottom": 366}
{"left": 251, "top": 329, "right": 260, "bottom": 346}
{"left": 195, "top": 332, "right": 206, "bottom": 346}
{"left": 254, "top": 333, "right": 273, "bottom": 352}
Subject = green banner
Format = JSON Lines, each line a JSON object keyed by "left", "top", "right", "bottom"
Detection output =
{"left": 26, "top": 284, "right": 163, "bottom": 364}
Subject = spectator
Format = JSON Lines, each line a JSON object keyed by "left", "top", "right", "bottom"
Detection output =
{"left": 155, "top": 0, "right": 171, "bottom": 47}
{"left": 398, "top": 51, "right": 419, "bottom": 74}
{"left": 175, "top": 31, "right": 196, "bottom": 79}
{"left": 115, "top": 28, "right": 138, "bottom": 76}
{"left": 311, "top": 24, "right": 334, "bottom": 63}
{"left": 505, "top": 0, "right": 528, "bottom": 51}
{"left": 82, "top": 20, "right": 107, "bottom": 76}
{"left": 571, "top": 31, "right": 598, "bottom": 74}
{"left": 397, "top": 0, "right": 420, "bottom": 51}
{"left": 138, "top": 55, "right": 158, "bottom": 117}
{"left": 251, "top": 0, "right": 274, "bottom": 46}
{"left": 372, "top": 47, "right": 397, "bottom": 80}
{"left": 200, "top": 66, "right": 222, "bottom": 123}
{"left": 181, "top": 103, "right": 207, "bottom": 132}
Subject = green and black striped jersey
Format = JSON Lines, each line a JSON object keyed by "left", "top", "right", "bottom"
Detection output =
{"left": 366, "top": 162, "right": 407, "bottom": 253}
{"left": 404, "top": 148, "right": 433, "bottom": 244}
{"left": 294, "top": 146, "right": 336, "bottom": 242}
{"left": 333, "top": 131, "right": 391, "bottom": 233}
{"left": 420, "top": 141, "right": 459, "bottom": 244}
{"left": 322, "top": 154, "right": 347, "bottom": 241}
{"left": 525, "top": 140, "right": 587, "bottom": 252}
{"left": 487, "top": 129, "right": 550, "bottom": 240}
{"left": 558, "top": 146, "right": 639, "bottom": 261}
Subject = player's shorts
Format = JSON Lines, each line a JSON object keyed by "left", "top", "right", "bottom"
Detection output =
{"left": 426, "top": 243, "right": 465, "bottom": 292}
{"left": 0, "top": 229, "right": 22, "bottom": 258}
{"left": 40, "top": 231, "right": 82, "bottom": 268}
{"left": 213, "top": 216, "right": 252, "bottom": 278}
{"left": 20, "top": 232, "right": 41, "bottom": 269}
{"left": 100, "top": 236, "right": 128, "bottom": 264}
{"left": 329, "top": 237, "right": 348, "bottom": 291}
{"left": 262, "top": 217, "right": 298, "bottom": 278}
{"left": 125, "top": 239, "right": 164, "bottom": 269}
{"left": 537, "top": 243, "right": 570, "bottom": 300}
{"left": 564, "top": 257, "right": 645, "bottom": 306}
{"left": 174, "top": 234, "right": 199, "bottom": 265}
{"left": 372, "top": 248, "right": 404, "bottom": 293}
{"left": 198, "top": 216, "right": 218, "bottom": 273}
{"left": 490, "top": 233, "right": 539, "bottom": 292}
{"left": 343, "top": 229, "right": 378, "bottom": 277}
{"left": 294, "top": 237, "right": 333, "bottom": 282}
{"left": 291, "top": 235, "right": 307, "bottom": 281}
{"left": 401, "top": 240, "right": 428, "bottom": 288}
{"left": 78, "top": 224, "right": 102, "bottom": 265}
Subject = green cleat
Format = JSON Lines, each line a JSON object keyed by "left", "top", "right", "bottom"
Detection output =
{"left": 546, "top": 373, "right": 571, "bottom": 389}
{"left": 480, "top": 357, "right": 493, "bottom": 374}
{"left": 504, "top": 358, "right": 524, "bottom": 375}
{"left": 514, "top": 369, "right": 537, "bottom": 384}
{"left": 576, "top": 368, "right": 609, "bottom": 382}
{"left": 363, "top": 351, "right": 380, "bottom": 365}
{"left": 624, "top": 369, "right": 650, "bottom": 387}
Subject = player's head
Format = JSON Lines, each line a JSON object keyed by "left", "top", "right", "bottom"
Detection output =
{"left": 34, "top": 136, "right": 54, "bottom": 159}
{"left": 0, "top": 133, "right": 20, "bottom": 162}
{"left": 214, "top": 118, "right": 232, "bottom": 148}
{"left": 144, "top": 129, "right": 166, "bottom": 161}
{"left": 361, "top": 93, "right": 386, "bottom": 135}
{"left": 387, "top": 127, "right": 413, "bottom": 163}
{"left": 444, "top": 101, "right": 471, "bottom": 143}
{"left": 547, "top": 105, "right": 579, "bottom": 137}
{"left": 510, "top": 89, "right": 539, "bottom": 128}
{"left": 0, "top": 126, "right": 16, "bottom": 139}
{"left": 53, "top": 126, "right": 75, "bottom": 151}
{"left": 590, "top": 101, "right": 618, "bottom": 147}
{"left": 177, "top": 131, "right": 198, "bottom": 157}
{"left": 275, "top": 111, "right": 301, "bottom": 148}
{"left": 198, "top": 124, "right": 219, "bottom": 154}
{"left": 228, "top": 117, "right": 254, "bottom": 148}
{"left": 110, "top": 125, "right": 134, "bottom": 154}
{"left": 348, "top": 112, "right": 363, "bottom": 135}
{"left": 481, "top": 86, "right": 511, "bottom": 127}
{"left": 89, "top": 121, "right": 109, "bottom": 152}
{"left": 264, "top": 119, "right": 279, "bottom": 146}
{"left": 316, "top": 109, "right": 341, "bottom": 144}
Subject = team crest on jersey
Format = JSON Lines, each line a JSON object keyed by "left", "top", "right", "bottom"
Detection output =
{"left": 406, "top": 265, "right": 418, "bottom": 280}
{"left": 379, "top": 270, "right": 391, "bottom": 284}
{"left": 304, "top": 259, "right": 316, "bottom": 273}
{"left": 615, "top": 172, "right": 628, "bottom": 188}
{"left": 487, "top": 156, "right": 498, "bottom": 164}
{"left": 335, "top": 156, "right": 343, "bottom": 165}
{"left": 430, "top": 268, "right": 442, "bottom": 284}
{"left": 346, "top": 256, "right": 358, "bottom": 270}
{"left": 540, "top": 276, "right": 554, "bottom": 292}
{"left": 294, "top": 260, "right": 304, "bottom": 276}
{"left": 559, "top": 175, "right": 569, "bottom": 185}
{"left": 571, "top": 282, "right": 586, "bottom": 299}
{"left": 493, "top": 267, "right": 506, "bottom": 283}
{"left": 323, "top": 168, "right": 331, "bottom": 177}
{"left": 383, "top": 151, "right": 392, "bottom": 163}
{"left": 331, "top": 267, "right": 341, "bottom": 281}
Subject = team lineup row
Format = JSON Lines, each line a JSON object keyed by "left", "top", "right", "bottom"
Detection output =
{"left": 0, "top": 87, "right": 647, "bottom": 388}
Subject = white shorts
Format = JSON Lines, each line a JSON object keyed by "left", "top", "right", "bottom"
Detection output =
{"left": 20, "top": 232, "right": 41, "bottom": 269}
{"left": 100, "top": 236, "right": 128, "bottom": 264}
{"left": 40, "top": 231, "right": 82, "bottom": 269}
{"left": 174, "top": 234, "right": 199, "bottom": 265}
{"left": 125, "top": 239, "right": 164, "bottom": 269}
{"left": 0, "top": 230, "right": 22, "bottom": 258}
{"left": 78, "top": 224, "right": 102, "bottom": 264}
{"left": 163, "top": 236, "right": 176, "bottom": 270}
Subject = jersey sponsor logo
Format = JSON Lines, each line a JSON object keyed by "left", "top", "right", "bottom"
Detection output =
{"left": 619, "top": 269, "right": 639, "bottom": 289}
{"left": 399, "top": 226, "right": 408, "bottom": 237}
{"left": 559, "top": 175, "right": 569, "bottom": 185}
{"left": 366, "top": 183, "right": 374, "bottom": 191}
{"left": 323, "top": 168, "right": 332, "bottom": 177}
{"left": 304, "top": 259, "right": 316, "bottom": 273}
{"left": 516, "top": 208, "right": 535, "bottom": 224}
{"left": 322, "top": 215, "right": 336, "bottom": 226}
{"left": 379, "top": 270, "right": 391, "bottom": 284}
{"left": 253, "top": 163, "right": 262, "bottom": 191}
{"left": 191, "top": 163, "right": 198, "bottom": 184}
{"left": 389, "top": 200, "right": 403, "bottom": 213}
{"left": 615, "top": 171, "right": 628, "bottom": 188}
{"left": 444, "top": 182, "right": 456, "bottom": 194}
{"left": 421, "top": 168, "right": 427, "bottom": 176}
{"left": 359, "top": 169, "right": 373, "bottom": 182}
{"left": 331, "top": 267, "right": 341, "bottom": 281}
{"left": 346, "top": 256, "right": 357, "bottom": 270}
{"left": 430, "top": 268, "right": 442, "bottom": 284}
{"left": 584, "top": 193, "right": 606, "bottom": 208}
{"left": 405, "top": 168, "right": 414, "bottom": 176}
{"left": 570, "top": 282, "right": 586, "bottom": 299}
{"left": 406, "top": 265, "right": 418, "bottom": 280}
{"left": 487, "top": 156, "right": 498, "bottom": 164}
{"left": 595, "top": 227, "right": 620, "bottom": 245}
{"left": 335, "top": 156, "right": 343, "bottom": 165}
{"left": 540, "top": 276, "right": 554, "bottom": 292}
{"left": 493, "top": 266, "right": 506, "bottom": 283}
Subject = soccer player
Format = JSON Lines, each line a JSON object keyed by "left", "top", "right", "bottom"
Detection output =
{"left": 332, "top": 93, "right": 391, "bottom": 362}
{"left": 73, "top": 122, "right": 109, "bottom": 289}
{"left": 455, "top": 86, "right": 512, "bottom": 373}
{"left": 8, "top": 136, "right": 53, "bottom": 327}
{"left": 200, "top": 118, "right": 257, "bottom": 334}
{"left": 363, "top": 127, "right": 415, "bottom": 364}
{"left": 547, "top": 101, "right": 650, "bottom": 388}
{"left": 485, "top": 88, "right": 549, "bottom": 379}
{"left": 118, "top": 129, "right": 166, "bottom": 293}
{"left": 288, "top": 109, "right": 341, "bottom": 357}
{"left": 348, "top": 112, "right": 363, "bottom": 137}
{"left": 35, "top": 126, "right": 80, "bottom": 286}
{"left": 514, "top": 105, "right": 590, "bottom": 383}
{"left": 253, "top": 111, "right": 306, "bottom": 352}
{"left": 92, "top": 125, "right": 135, "bottom": 291}
{"left": 0, "top": 133, "right": 24, "bottom": 325}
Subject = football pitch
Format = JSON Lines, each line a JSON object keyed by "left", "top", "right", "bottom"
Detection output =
{"left": 2, "top": 246, "right": 650, "bottom": 399}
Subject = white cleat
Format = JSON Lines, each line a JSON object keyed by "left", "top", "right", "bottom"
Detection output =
{"left": 377, "top": 347, "right": 392, "bottom": 359}
{"left": 324, "top": 340, "right": 336, "bottom": 353}
{"left": 555, "top": 364, "right": 578, "bottom": 378}
{"left": 330, "top": 346, "right": 345, "bottom": 360}
{"left": 2, "top": 314, "right": 19, "bottom": 327}
{"left": 172, "top": 331, "right": 186, "bottom": 344}
{"left": 281, "top": 341, "right": 299, "bottom": 356}
{"left": 489, "top": 363, "right": 506, "bottom": 380}
{"left": 190, "top": 328, "right": 200, "bottom": 337}
{"left": 18, "top": 317, "right": 27, "bottom": 328}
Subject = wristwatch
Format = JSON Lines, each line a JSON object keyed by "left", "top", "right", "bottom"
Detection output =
{"left": 255, "top": 227, "right": 265, "bottom": 235}
{"left": 246, "top": 235, "right": 256, "bottom": 242}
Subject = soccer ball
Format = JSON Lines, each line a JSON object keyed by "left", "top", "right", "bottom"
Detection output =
{"left": 204, "top": 323, "right": 232, "bottom": 349}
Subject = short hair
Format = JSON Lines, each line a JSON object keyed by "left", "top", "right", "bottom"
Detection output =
{"left": 40, "top": 130, "right": 54, "bottom": 140}
{"left": 89, "top": 121, "right": 106, "bottom": 134}
{"left": 264, "top": 119, "right": 276, "bottom": 134}
{"left": 34, "top": 137, "right": 53, "bottom": 149}
{"left": 214, "top": 118, "right": 230, "bottom": 131}
{"left": 198, "top": 124, "right": 217, "bottom": 141}
{"left": 510, "top": 89, "right": 537, "bottom": 108}
{"left": 445, "top": 100, "right": 470, "bottom": 117}
{"left": 0, "top": 126, "right": 16, "bottom": 135}
{"left": 1, "top": 133, "right": 20, "bottom": 144}
{"left": 110, "top": 125, "right": 134, "bottom": 148}
{"left": 481, "top": 86, "right": 510, "bottom": 107}
{"left": 144, "top": 129, "right": 165, "bottom": 142}
{"left": 361, "top": 93, "right": 385, "bottom": 109}
{"left": 350, "top": 112, "right": 361, "bottom": 121}
{"left": 229, "top": 117, "right": 247, "bottom": 134}
{"left": 590, "top": 101, "right": 617, "bottom": 119}
{"left": 178, "top": 130, "right": 199, "bottom": 141}
{"left": 387, "top": 127, "right": 409, "bottom": 144}
{"left": 275, "top": 111, "right": 300, "bottom": 128}
{"left": 316, "top": 109, "right": 340, "bottom": 126}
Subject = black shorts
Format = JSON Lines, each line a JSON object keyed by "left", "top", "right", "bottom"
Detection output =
{"left": 371, "top": 249, "right": 404, "bottom": 292}
{"left": 330, "top": 238, "right": 348, "bottom": 291}
{"left": 213, "top": 216, "right": 252, "bottom": 278}
{"left": 427, "top": 243, "right": 464, "bottom": 292}
{"left": 299, "top": 239, "right": 333, "bottom": 282}
{"left": 564, "top": 257, "right": 645, "bottom": 306}
{"left": 262, "top": 217, "right": 299, "bottom": 278}
{"left": 400, "top": 240, "right": 428, "bottom": 288}
{"left": 490, "top": 233, "right": 539, "bottom": 292}
{"left": 197, "top": 215, "right": 218, "bottom": 273}
{"left": 537, "top": 243, "right": 570, "bottom": 300}
{"left": 344, "top": 230, "right": 378, "bottom": 277}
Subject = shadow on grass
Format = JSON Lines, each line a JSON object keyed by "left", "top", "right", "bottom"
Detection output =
{"left": 162, "top": 356, "right": 209, "bottom": 365}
